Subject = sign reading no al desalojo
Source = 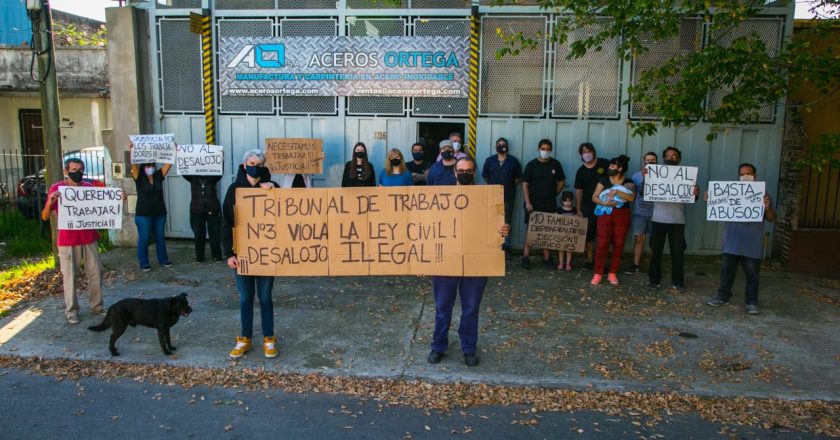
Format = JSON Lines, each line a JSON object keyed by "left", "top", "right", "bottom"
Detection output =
{"left": 219, "top": 36, "right": 469, "bottom": 97}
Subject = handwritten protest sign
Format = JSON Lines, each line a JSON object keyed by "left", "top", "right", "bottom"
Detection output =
{"left": 129, "top": 134, "right": 176, "bottom": 164}
{"left": 644, "top": 164, "right": 698, "bottom": 203}
{"left": 176, "top": 144, "right": 224, "bottom": 175}
{"left": 525, "top": 212, "right": 588, "bottom": 253}
{"left": 233, "top": 186, "right": 504, "bottom": 277}
{"left": 264, "top": 138, "right": 323, "bottom": 175}
{"left": 706, "top": 181, "right": 765, "bottom": 222}
{"left": 57, "top": 186, "right": 124, "bottom": 230}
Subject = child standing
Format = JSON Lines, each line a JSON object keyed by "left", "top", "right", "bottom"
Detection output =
{"left": 557, "top": 191, "right": 576, "bottom": 271}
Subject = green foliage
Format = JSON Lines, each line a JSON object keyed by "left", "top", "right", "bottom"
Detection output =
{"left": 0, "top": 211, "right": 51, "bottom": 257}
{"left": 52, "top": 22, "right": 107, "bottom": 47}
{"left": 490, "top": 0, "right": 840, "bottom": 166}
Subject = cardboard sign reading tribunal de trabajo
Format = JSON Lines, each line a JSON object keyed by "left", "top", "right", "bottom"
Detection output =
{"left": 233, "top": 186, "right": 505, "bottom": 276}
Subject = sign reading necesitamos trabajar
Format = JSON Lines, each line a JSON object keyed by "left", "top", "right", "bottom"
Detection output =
{"left": 233, "top": 186, "right": 504, "bottom": 277}
{"left": 58, "top": 186, "right": 124, "bottom": 230}
{"left": 706, "top": 181, "right": 765, "bottom": 222}
{"left": 219, "top": 36, "right": 469, "bottom": 97}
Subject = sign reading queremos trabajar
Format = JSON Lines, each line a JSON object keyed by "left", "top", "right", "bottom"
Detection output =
{"left": 219, "top": 36, "right": 469, "bottom": 97}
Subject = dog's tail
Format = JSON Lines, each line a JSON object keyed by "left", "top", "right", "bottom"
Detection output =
{"left": 87, "top": 311, "right": 110, "bottom": 332}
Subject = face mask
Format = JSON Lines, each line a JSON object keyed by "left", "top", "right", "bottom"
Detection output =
{"left": 539, "top": 150, "right": 550, "bottom": 159}
{"left": 496, "top": 144, "right": 507, "bottom": 154}
{"left": 451, "top": 141, "right": 461, "bottom": 151}
{"left": 67, "top": 170, "right": 83, "bottom": 183}
{"left": 144, "top": 166, "right": 155, "bottom": 176}
{"left": 562, "top": 201, "right": 572, "bottom": 208}
{"left": 664, "top": 159, "right": 679, "bottom": 166}
{"left": 389, "top": 158, "right": 401, "bottom": 166}
{"left": 354, "top": 151, "right": 366, "bottom": 159}
{"left": 739, "top": 174, "right": 755, "bottom": 182}
{"left": 441, "top": 150, "right": 454, "bottom": 160}
{"left": 412, "top": 152, "right": 424, "bottom": 161}
{"left": 607, "top": 169, "right": 619, "bottom": 176}
{"left": 456, "top": 173, "right": 474, "bottom": 185}
{"left": 581, "top": 152, "right": 594, "bottom": 163}
{"left": 245, "top": 165, "right": 261, "bottom": 178}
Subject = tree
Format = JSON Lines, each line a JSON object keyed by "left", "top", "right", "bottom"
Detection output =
{"left": 492, "top": 0, "right": 840, "bottom": 170}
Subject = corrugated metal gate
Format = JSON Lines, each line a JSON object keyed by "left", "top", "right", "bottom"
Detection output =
{"left": 148, "top": 2, "right": 790, "bottom": 254}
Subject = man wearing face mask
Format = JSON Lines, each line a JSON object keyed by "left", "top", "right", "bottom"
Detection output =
{"left": 41, "top": 158, "right": 105, "bottom": 324}
{"left": 481, "top": 137, "right": 522, "bottom": 256}
{"left": 626, "top": 152, "right": 659, "bottom": 274}
{"left": 435, "top": 132, "right": 468, "bottom": 162}
{"left": 705, "top": 163, "right": 776, "bottom": 315}
{"left": 521, "top": 139, "right": 566, "bottom": 269}
{"left": 646, "top": 146, "right": 699, "bottom": 292}
{"left": 427, "top": 157, "right": 510, "bottom": 367}
{"left": 574, "top": 142, "right": 611, "bottom": 269}
{"left": 427, "top": 141, "right": 459, "bottom": 186}
{"left": 406, "top": 142, "right": 432, "bottom": 185}
{"left": 130, "top": 144, "right": 174, "bottom": 272}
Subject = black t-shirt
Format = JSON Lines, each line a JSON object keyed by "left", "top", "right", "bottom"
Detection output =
{"left": 575, "top": 158, "right": 610, "bottom": 214}
{"left": 134, "top": 169, "right": 166, "bottom": 217}
{"left": 522, "top": 158, "right": 566, "bottom": 211}
{"left": 291, "top": 174, "right": 306, "bottom": 188}
{"left": 597, "top": 176, "right": 634, "bottom": 209}
{"left": 406, "top": 160, "right": 431, "bottom": 174}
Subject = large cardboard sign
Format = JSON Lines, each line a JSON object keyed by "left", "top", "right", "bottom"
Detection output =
{"left": 176, "top": 144, "right": 224, "bottom": 175}
{"left": 644, "top": 164, "right": 698, "bottom": 203}
{"left": 129, "top": 134, "right": 176, "bottom": 164}
{"left": 57, "top": 186, "right": 124, "bottom": 230}
{"left": 706, "top": 181, "right": 765, "bottom": 222}
{"left": 264, "top": 138, "right": 323, "bottom": 175}
{"left": 219, "top": 36, "right": 469, "bottom": 97}
{"left": 525, "top": 212, "right": 588, "bottom": 253}
{"left": 233, "top": 186, "right": 504, "bottom": 277}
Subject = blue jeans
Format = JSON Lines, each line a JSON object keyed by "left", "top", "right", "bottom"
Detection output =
{"left": 235, "top": 273, "right": 275, "bottom": 339}
{"left": 431, "top": 276, "right": 487, "bottom": 354}
{"left": 717, "top": 253, "right": 761, "bottom": 305}
{"left": 135, "top": 215, "right": 170, "bottom": 268}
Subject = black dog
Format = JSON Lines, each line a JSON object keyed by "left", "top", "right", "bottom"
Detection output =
{"left": 88, "top": 293, "right": 192, "bottom": 356}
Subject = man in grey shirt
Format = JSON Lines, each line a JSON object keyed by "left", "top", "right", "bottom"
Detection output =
{"left": 646, "top": 147, "right": 698, "bottom": 292}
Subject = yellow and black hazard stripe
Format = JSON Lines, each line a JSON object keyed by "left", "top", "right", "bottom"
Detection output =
{"left": 201, "top": 14, "right": 215, "bottom": 145}
{"left": 466, "top": 6, "right": 480, "bottom": 160}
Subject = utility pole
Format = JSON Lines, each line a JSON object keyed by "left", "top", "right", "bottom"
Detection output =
{"left": 28, "top": 0, "right": 62, "bottom": 257}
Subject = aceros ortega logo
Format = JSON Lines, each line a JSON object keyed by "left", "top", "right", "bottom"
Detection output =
{"left": 227, "top": 44, "right": 286, "bottom": 68}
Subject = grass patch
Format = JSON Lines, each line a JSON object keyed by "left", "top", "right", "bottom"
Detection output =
{"left": 0, "top": 255, "right": 58, "bottom": 318}
{"left": 0, "top": 210, "right": 51, "bottom": 257}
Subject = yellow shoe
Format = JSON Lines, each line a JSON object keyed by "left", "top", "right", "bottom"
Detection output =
{"left": 263, "top": 336, "right": 278, "bottom": 358}
{"left": 229, "top": 336, "right": 251, "bottom": 359}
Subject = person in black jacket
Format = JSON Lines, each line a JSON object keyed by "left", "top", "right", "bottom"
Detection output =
{"left": 341, "top": 142, "right": 376, "bottom": 187}
{"left": 183, "top": 175, "right": 222, "bottom": 262}
{"left": 221, "top": 149, "right": 280, "bottom": 360}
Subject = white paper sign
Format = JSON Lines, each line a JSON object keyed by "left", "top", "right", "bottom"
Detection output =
{"left": 706, "top": 181, "right": 765, "bottom": 222}
{"left": 176, "top": 144, "right": 224, "bottom": 175}
{"left": 644, "top": 164, "right": 698, "bottom": 203}
{"left": 129, "top": 133, "right": 176, "bottom": 164}
{"left": 57, "top": 186, "right": 124, "bottom": 230}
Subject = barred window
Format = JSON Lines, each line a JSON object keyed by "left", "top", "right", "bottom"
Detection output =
{"left": 158, "top": 19, "right": 203, "bottom": 113}
{"left": 217, "top": 19, "right": 275, "bottom": 115}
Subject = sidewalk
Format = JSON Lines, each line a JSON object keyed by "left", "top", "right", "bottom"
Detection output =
{"left": 0, "top": 241, "right": 838, "bottom": 402}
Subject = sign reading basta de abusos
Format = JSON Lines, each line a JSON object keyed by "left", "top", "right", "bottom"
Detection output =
{"left": 219, "top": 36, "right": 469, "bottom": 97}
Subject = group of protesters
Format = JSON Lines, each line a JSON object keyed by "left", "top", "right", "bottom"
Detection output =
{"left": 40, "top": 134, "right": 774, "bottom": 366}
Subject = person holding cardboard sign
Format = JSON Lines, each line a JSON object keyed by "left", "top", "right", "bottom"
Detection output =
{"left": 129, "top": 143, "right": 173, "bottom": 272}
{"left": 590, "top": 155, "right": 636, "bottom": 286}
{"left": 646, "top": 146, "right": 699, "bottom": 292}
{"left": 341, "top": 142, "right": 376, "bottom": 187}
{"left": 221, "top": 149, "right": 281, "bottom": 359}
{"left": 521, "top": 139, "right": 566, "bottom": 269}
{"left": 705, "top": 163, "right": 776, "bottom": 315}
{"left": 427, "top": 157, "right": 510, "bottom": 367}
{"left": 41, "top": 157, "right": 105, "bottom": 324}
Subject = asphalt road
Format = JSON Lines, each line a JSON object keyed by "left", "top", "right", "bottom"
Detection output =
{"left": 0, "top": 368, "right": 828, "bottom": 440}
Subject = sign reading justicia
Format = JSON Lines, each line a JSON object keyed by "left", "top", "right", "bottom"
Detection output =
{"left": 219, "top": 36, "right": 469, "bottom": 97}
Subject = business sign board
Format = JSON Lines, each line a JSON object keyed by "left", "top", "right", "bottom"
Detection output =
{"left": 219, "top": 36, "right": 469, "bottom": 97}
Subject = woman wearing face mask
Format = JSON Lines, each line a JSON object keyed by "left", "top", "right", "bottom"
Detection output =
{"left": 129, "top": 143, "right": 173, "bottom": 271}
{"left": 378, "top": 148, "right": 413, "bottom": 187}
{"left": 221, "top": 149, "right": 281, "bottom": 360}
{"left": 341, "top": 142, "right": 376, "bottom": 187}
{"left": 590, "top": 155, "right": 636, "bottom": 286}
